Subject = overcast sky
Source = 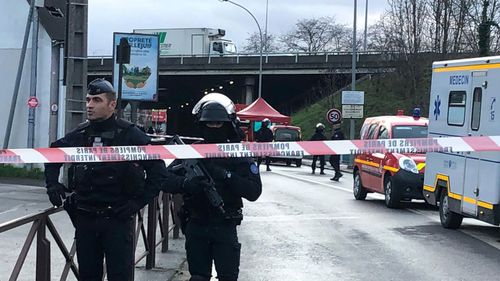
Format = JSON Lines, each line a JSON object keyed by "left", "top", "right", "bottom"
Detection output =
{"left": 88, "top": 0, "right": 389, "bottom": 55}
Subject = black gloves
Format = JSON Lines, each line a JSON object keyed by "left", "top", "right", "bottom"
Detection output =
{"left": 113, "top": 200, "right": 141, "bottom": 220}
{"left": 206, "top": 165, "right": 228, "bottom": 181}
{"left": 182, "top": 176, "right": 211, "bottom": 194}
{"left": 46, "top": 183, "right": 67, "bottom": 207}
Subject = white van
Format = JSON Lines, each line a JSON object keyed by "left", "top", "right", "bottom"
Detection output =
{"left": 424, "top": 56, "right": 500, "bottom": 228}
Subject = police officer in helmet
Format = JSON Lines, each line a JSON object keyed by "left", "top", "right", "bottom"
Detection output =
{"left": 162, "top": 93, "right": 262, "bottom": 281}
{"left": 255, "top": 118, "right": 273, "bottom": 171}
{"left": 329, "top": 123, "right": 345, "bottom": 181}
{"left": 44, "top": 78, "right": 165, "bottom": 281}
{"left": 310, "top": 123, "right": 327, "bottom": 174}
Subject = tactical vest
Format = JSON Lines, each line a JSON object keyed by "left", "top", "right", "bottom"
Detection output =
{"left": 67, "top": 119, "right": 146, "bottom": 199}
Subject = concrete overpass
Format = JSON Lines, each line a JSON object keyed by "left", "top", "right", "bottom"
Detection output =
{"left": 86, "top": 52, "right": 402, "bottom": 135}
{"left": 88, "top": 52, "right": 399, "bottom": 76}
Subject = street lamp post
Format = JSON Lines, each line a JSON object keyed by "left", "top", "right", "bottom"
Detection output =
{"left": 221, "top": 0, "right": 263, "bottom": 99}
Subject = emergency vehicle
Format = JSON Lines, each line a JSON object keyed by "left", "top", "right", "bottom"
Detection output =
{"left": 353, "top": 110, "right": 428, "bottom": 208}
{"left": 423, "top": 56, "right": 500, "bottom": 229}
{"left": 269, "top": 125, "right": 302, "bottom": 167}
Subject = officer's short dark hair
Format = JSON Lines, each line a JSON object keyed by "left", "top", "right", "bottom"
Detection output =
{"left": 88, "top": 78, "right": 116, "bottom": 101}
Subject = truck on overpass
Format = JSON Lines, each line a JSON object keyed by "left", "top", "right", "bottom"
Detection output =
{"left": 133, "top": 27, "right": 237, "bottom": 56}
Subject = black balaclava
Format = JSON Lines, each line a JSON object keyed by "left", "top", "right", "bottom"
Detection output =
{"left": 202, "top": 123, "right": 230, "bottom": 143}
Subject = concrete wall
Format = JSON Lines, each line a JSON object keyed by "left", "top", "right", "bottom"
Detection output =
{"left": 1, "top": 0, "right": 53, "bottom": 149}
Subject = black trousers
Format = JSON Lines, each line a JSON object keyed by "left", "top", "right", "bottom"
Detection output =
{"left": 74, "top": 212, "right": 135, "bottom": 281}
{"left": 311, "top": 155, "right": 325, "bottom": 171}
{"left": 185, "top": 221, "right": 241, "bottom": 281}
{"left": 257, "top": 156, "right": 270, "bottom": 167}
{"left": 330, "top": 155, "right": 341, "bottom": 173}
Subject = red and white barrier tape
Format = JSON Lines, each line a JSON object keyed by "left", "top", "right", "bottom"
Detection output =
{"left": 1, "top": 135, "right": 500, "bottom": 164}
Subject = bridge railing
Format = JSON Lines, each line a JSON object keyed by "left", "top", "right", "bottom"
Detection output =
{"left": 0, "top": 192, "right": 179, "bottom": 281}
{"left": 87, "top": 50, "right": 403, "bottom": 65}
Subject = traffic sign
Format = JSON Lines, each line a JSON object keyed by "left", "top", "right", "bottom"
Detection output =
{"left": 326, "top": 108, "right": 342, "bottom": 124}
{"left": 342, "top": 91, "right": 364, "bottom": 105}
{"left": 342, "top": 105, "right": 364, "bottom": 118}
{"left": 28, "top": 96, "right": 39, "bottom": 108}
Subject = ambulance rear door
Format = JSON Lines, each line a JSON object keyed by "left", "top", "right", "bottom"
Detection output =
{"left": 462, "top": 71, "right": 486, "bottom": 216}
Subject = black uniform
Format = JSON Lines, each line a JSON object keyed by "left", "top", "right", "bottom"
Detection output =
{"left": 44, "top": 114, "right": 164, "bottom": 281}
{"left": 310, "top": 130, "right": 327, "bottom": 174}
{"left": 162, "top": 95, "right": 262, "bottom": 281}
{"left": 329, "top": 128, "right": 345, "bottom": 181}
{"left": 255, "top": 126, "right": 273, "bottom": 171}
{"left": 164, "top": 156, "right": 261, "bottom": 281}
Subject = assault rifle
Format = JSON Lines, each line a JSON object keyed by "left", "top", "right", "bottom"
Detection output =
{"left": 169, "top": 135, "right": 225, "bottom": 214}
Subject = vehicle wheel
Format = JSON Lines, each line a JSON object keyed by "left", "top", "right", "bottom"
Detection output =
{"left": 384, "top": 175, "right": 401, "bottom": 208}
{"left": 295, "top": 159, "right": 302, "bottom": 167}
{"left": 286, "top": 160, "right": 292, "bottom": 166}
{"left": 439, "top": 190, "right": 463, "bottom": 229}
{"left": 353, "top": 170, "right": 367, "bottom": 200}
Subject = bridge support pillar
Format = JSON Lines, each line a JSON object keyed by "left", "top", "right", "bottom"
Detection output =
{"left": 244, "top": 77, "right": 255, "bottom": 104}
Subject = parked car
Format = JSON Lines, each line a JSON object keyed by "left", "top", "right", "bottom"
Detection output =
{"left": 269, "top": 125, "right": 302, "bottom": 167}
{"left": 353, "top": 109, "right": 428, "bottom": 208}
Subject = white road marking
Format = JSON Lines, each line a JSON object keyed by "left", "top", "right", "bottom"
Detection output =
{"left": 244, "top": 213, "right": 359, "bottom": 222}
{"left": 271, "top": 170, "right": 352, "bottom": 193}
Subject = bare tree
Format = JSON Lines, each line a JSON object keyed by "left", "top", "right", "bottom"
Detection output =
{"left": 280, "top": 17, "right": 350, "bottom": 53}
{"left": 385, "top": 0, "right": 429, "bottom": 54}
{"left": 242, "top": 32, "right": 282, "bottom": 53}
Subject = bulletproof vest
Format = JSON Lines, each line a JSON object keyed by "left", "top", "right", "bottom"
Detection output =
{"left": 183, "top": 158, "right": 245, "bottom": 222}
{"left": 68, "top": 118, "right": 146, "bottom": 199}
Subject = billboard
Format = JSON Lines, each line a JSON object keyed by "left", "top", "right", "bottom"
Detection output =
{"left": 113, "top": 33, "right": 159, "bottom": 101}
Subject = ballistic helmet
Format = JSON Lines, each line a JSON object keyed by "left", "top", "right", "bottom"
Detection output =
{"left": 316, "top": 123, "right": 325, "bottom": 130}
{"left": 192, "top": 93, "right": 236, "bottom": 122}
{"left": 87, "top": 78, "right": 115, "bottom": 95}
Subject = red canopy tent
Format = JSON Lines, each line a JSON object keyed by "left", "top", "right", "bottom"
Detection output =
{"left": 236, "top": 97, "right": 291, "bottom": 124}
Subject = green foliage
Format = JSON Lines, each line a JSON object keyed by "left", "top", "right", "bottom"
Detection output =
{"left": 292, "top": 71, "right": 432, "bottom": 140}
{"left": 0, "top": 164, "right": 45, "bottom": 179}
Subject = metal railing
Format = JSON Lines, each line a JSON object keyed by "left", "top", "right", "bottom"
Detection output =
{"left": 0, "top": 192, "right": 180, "bottom": 281}
{"left": 87, "top": 50, "right": 403, "bottom": 65}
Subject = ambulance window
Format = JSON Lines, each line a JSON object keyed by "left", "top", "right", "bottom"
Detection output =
{"left": 377, "top": 126, "right": 389, "bottom": 139}
{"left": 471, "top": 87, "right": 482, "bottom": 130}
{"left": 447, "top": 91, "right": 466, "bottom": 126}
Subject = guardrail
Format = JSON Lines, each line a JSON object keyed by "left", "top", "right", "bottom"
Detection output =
{"left": 87, "top": 50, "right": 404, "bottom": 65}
{"left": 0, "top": 192, "right": 180, "bottom": 281}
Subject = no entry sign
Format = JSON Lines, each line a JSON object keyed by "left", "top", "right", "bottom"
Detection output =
{"left": 28, "top": 96, "right": 39, "bottom": 108}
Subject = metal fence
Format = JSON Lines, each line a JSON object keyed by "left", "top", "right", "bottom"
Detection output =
{"left": 0, "top": 192, "right": 180, "bottom": 281}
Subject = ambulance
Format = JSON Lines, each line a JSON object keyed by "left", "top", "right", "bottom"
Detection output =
{"left": 424, "top": 56, "right": 500, "bottom": 229}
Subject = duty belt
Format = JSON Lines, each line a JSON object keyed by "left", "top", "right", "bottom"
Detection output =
{"left": 76, "top": 203, "right": 115, "bottom": 217}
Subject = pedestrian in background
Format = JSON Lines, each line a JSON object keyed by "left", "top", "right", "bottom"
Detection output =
{"left": 44, "top": 78, "right": 166, "bottom": 281}
{"left": 329, "top": 123, "right": 345, "bottom": 181}
{"left": 310, "top": 123, "right": 327, "bottom": 174}
{"left": 255, "top": 118, "right": 274, "bottom": 172}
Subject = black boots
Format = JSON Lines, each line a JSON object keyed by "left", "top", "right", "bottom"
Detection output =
{"left": 330, "top": 172, "right": 343, "bottom": 181}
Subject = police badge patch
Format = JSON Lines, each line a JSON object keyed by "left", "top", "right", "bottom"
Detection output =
{"left": 250, "top": 163, "right": 259, "bottom": 174}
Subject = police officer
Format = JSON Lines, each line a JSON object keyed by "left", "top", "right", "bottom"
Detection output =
{"left": 162, "top": 93, "right": 262, "bottom": 281}
{"left": 329, "top": 123, "right": 345, "bottom": 181}
{"left": 310, "top": 123, "right": 327, "bottom": 174}
{"left": 255, "top": 118, "right": 274, "bottom": 171}
{"left": 44, "top": 78, "right": 165, "bottom": 281}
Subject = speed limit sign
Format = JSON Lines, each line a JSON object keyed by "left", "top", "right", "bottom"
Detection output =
{"left": 326, "top": 108, "right": 342, "bottom": 125}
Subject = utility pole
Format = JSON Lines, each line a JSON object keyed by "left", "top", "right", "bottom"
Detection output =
{"left": 351, "top": 0, "right": 357, "bottom": 141}
{"left": 27, "top": 4, "right": 40, "bottom": 149}
{"left": 349, "top": 0, "right": 358, "bottom": 168}
{"left": 363, "top": 0, "right": 368, "bottom": 51}
{"left": 3, "top": 0, "right": 35, "bottom": 149}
